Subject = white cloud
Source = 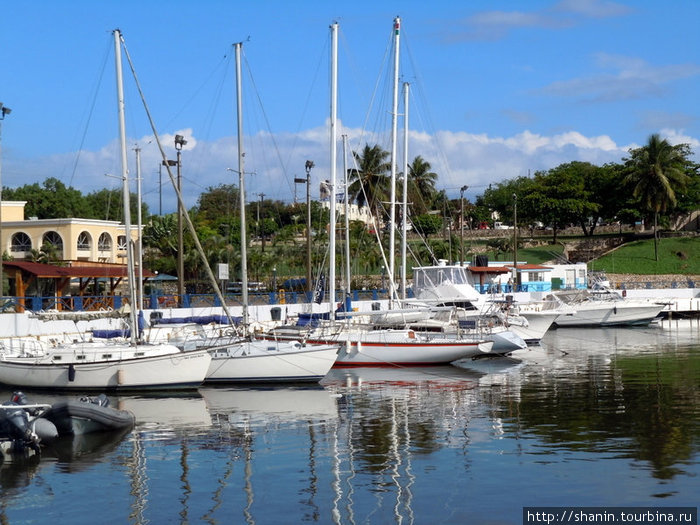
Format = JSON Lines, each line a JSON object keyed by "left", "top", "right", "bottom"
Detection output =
{"left": 5, "top": 125, "right": 696, "bottom": 214}
{"left": 553, "top": 0, "right": 633, "bottom": 18}
{"left": 446, "top": 0, "right": 630, "bottom": 42}
{"left": 541, "top": 54, "right": 700, "bottom": 102}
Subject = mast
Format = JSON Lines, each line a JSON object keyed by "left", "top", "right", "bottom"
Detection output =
{"left": 135, "top": 145, "right": 144, "bottom": 310}
{"left": 342, "top": 134, "right": 351, "bottom": 300}
{"left": 113, "top": 29, "right": 138, "bottom": 345}
{"left": 388, "top": 16, "right": 401, "bottom": 308}
{"left": 329, "top": 21, "right": 338, "bottom": 320}
{"left": 401, "top": 82, "right": 409, "bottom": 300}
{"left": 234, "top": 42, "right": 249, "bottom": 331}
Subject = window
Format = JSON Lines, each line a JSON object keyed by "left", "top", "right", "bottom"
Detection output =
{"left": 42, "top": 231, "right": 64, "bottom": 257}
{"left": 117, "top": 235, "right": 127, "bottom": 250}
{"left": 10, "top": 232, "right": 32, "bottom": 253}
{"left": 77, "top": 231, "right": 92, "bottom": 251}
{"left": 527, "top": 272, "right": 544, "bottom": 282}
{"left": 98, "top": 233, "right": 112, "bottom": 251}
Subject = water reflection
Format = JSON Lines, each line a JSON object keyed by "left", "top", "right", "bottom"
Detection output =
{"left": 504, "top": 327, "right": 700, "bottom": 481}
{"left": 0, "top": 328, "right": 697, "bottom": 523}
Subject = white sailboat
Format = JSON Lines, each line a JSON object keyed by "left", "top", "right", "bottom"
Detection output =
{"left": 281, "top": 19, "right": 493, "bottom": 366}
{"left": 0, "top": 30, "right": 212, "bottom": 391}
{"left": 200, "top": 41, "right": 339, "bottom": 383}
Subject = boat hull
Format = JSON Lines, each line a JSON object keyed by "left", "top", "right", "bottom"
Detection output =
{"left": 552, "top": 302, "right": 664, "bottom": 327}
{"left": 305, "top": 330, "right": 492, "bottom": 367}
{"left": 513, "top": 311, "right": 559, "bottom": 343}
{"left": 41, "top": 399, "right": 135, "bottom": 435}
{"left": 205, "top": 340, "right": 339, "bottom": 382}
{"left": 0, "top": 349, "right": 212, "bottom": 390}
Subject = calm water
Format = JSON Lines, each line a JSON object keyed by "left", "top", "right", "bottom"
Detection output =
{"left": 1, "top": 323, "right": 698, "bottom": 524}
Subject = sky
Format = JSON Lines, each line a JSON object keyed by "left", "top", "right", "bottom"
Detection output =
{"left": 1, "top": 0, "right": 699, "bottom": 216}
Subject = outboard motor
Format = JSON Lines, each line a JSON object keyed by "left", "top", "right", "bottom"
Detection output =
{"left": 0, "top": 394, "right": 41, "bottom": 453}
{"left": 80, "top": 394, "right": 110, "bottom": 408}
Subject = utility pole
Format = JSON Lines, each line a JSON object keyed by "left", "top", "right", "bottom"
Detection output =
{"left": 174, "top": 134, "right": 187, "bottom": 302}
{"left": 257, "top": 192, "right": 266, "bottom": 253}
{"left": 460, "top": 185, "right": 468, "bottom": 266}
{"left": 0, "top": 103, "right": 12, "bottom": 297}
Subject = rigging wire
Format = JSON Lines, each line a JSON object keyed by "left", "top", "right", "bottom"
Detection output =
{"left": 68, "top": 38, "right": 112, "bottom": 188}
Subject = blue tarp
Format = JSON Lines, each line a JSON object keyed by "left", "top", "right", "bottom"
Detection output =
{"left": 93, "top": 329, "right": 131, "bottom": 338}
{"left": 296, "top": 312, "right": 330, "bottom": 327}
{"left": 282, "top": 278, "right": 307, "bottom": 291}
{"left": 151, "top": 315, "right": 239, "bottom": 326}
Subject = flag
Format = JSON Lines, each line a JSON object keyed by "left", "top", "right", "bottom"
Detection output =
{"left": 313, "top": 274, "right": 326, "bottom": 304}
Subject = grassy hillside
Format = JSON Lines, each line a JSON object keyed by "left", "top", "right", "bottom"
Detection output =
{"left": 589, "top": 236, "right": 700, "bottom": 275}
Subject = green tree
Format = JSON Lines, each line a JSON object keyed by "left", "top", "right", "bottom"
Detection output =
{"left": 348, "top": 144, "right": 391, "bottom": 218}
{"left": 412, "top": 213, "right": 443, "bottom": 236}
{"left": 407, "top": 155, "right": 438, "bottom": 215}
{"left": 624, "top": 134, "right": 691, "bottom": 260}
{"left": 4, "top": 178, "right": 90, "bottom": 219}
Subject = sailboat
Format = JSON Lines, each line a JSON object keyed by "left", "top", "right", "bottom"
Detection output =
{"left": 270, "top": 20, "right": 493, "bottom": 366}
{"left": 0, "top": 30, "right": 212, "bottom": 391}
{"left": 197, "top": 41, "right": 339, "bottom": 383}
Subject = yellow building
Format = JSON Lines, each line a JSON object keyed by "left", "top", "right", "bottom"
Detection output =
{"left": 1, "top": 200, "right": 137, "bottom": 264}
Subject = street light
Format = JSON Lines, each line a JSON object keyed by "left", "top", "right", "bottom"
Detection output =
{"left": 460, "top": 185, "right": 468, "bottom": 266}
{"left": 295, "top": 160, "right": 314, "bottom": 293}
{"left": 0, "top": 103, "right": 12, "bottom": 297}
{"left": 174, "top": 135, "right": 187, "bottom": 303}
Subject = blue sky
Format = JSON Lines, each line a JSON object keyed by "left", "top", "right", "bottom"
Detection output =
{"left": 1, "top": 0, "right": 698, "bottom": 215}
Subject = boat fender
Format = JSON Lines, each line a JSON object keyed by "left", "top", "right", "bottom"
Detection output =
{"left": 613, "top": 306, "right": 617, "bottom": 315}
{"left": 68, "top": 364, "right": 76, "bottom": 382}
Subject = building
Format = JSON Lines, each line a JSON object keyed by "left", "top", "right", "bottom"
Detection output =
{"left": 1, "top": 200, "right": 137, "bottom": 264}
{"left": 465, "top": 257, "right": 588, "bottom": 293}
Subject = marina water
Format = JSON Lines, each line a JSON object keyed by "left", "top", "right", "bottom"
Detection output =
{"left": 0, "top": 322, "right": 698, "bottom": 524}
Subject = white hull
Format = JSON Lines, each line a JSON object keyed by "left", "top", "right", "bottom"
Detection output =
{"left": 200, "top": 386, "right": 338, "bottom": 421}
{"left": 513, "top": 311, "right": 559, "bottom": 342}
{"left": 205, "top": 339, "right": 338, "bottom": 382}
{"left": 0, "top": 344, "right": 211, "bottom": 390}
{"left": 306, "top": 329, "right": 492, "bottom": 366}
{"left": 552, "top": 302, "right": 664, "bottom": 327}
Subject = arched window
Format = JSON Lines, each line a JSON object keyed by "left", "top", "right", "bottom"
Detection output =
{"left": 117, "top": 235, "right": 127, "bottom": 251}
{"left": 11, "top": 232, "right": 32, "bottom": 253}
{"left": 42, "top": 231, "right": 64, "bottom": 252}
{"left": 77, "top": 231, "right": 92, "bottom": 251}
{"left": 98, "top": 233, "right": 113, "bottom": 251}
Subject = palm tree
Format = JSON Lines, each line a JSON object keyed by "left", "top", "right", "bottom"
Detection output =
{"left": 407, "top": 155, "right": 438, "bottom": 215}
{"left": 347, "top": 144, "right": 391, "bottom": 219}
{"left": 624, "top": 134, "right": 689, "bottom": 260}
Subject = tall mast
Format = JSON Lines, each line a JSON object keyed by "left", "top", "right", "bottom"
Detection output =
{"left": 329, "top": 21, "right": 338, "bottom": 320}
{"left": 342, "top": 134, "right": 351, "bottom": 300}
{"left": 401, "top": 82, "right": 409, "bottom": 300}
{"left": 235, "top": 42, "right": 249, "bottom": 331}
{"left": 388, "top": 16, "right": 400, "bottom": 308}
{"left": 135, "top": 145, "right": 144, "bottom": 310}
{"left": 113, "top": 29, "right": 138, "bottom": 345}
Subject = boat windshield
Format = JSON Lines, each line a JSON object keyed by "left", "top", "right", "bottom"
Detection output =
{"left": 414, "top": 266, "right": 468, "bottom": 292}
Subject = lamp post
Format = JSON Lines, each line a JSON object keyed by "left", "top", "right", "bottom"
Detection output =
{"left": 460, "top": 185, "right": 468, "bottom": 266}
{"left": 174, "top": 134, "right": 187, "bottom": 302}
{"left": 0, "top": 103, "right": 12, "bottom": 297}
{"left": 295, "top": 160, "right": 313, "bottom": 293}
